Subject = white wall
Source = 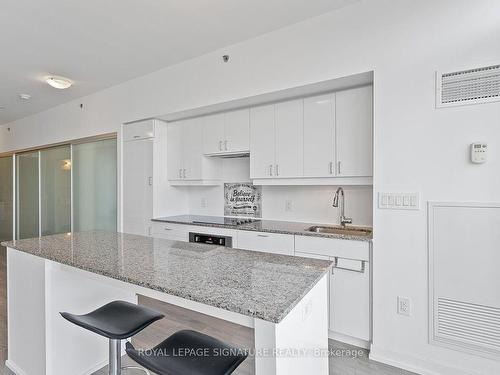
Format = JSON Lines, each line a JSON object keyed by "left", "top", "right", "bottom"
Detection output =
{"left": 1, "top": 1, "right": 500, "bottom": 374}
{"left": 187, "top": 158, "right": 373, "bottom": 225}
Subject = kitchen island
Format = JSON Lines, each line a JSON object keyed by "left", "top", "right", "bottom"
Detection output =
{"left": 2, "top": 231, "right": 332, "bottom": 375}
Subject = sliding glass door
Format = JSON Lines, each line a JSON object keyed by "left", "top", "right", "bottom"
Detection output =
{"left": 40, "top": 146, "right": 71, "bottom": 236}
{"left": 72, "top": 139, "right": 117, "bottom": 232}
{"left": 12, "top": 137, "right": 117, "bottom": 239}
{"left": 16, "top": 152, "right": 39, "bottom": 239}
{"left": 0, "top": 156, "right": 13, "bottom": 245}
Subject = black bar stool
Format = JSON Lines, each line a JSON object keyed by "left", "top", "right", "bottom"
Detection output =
{"left": 61, "top": 300, "right": 164, "bottom": 375}
{"left": 126, "top": 329, "right": 248, "bottom": 375}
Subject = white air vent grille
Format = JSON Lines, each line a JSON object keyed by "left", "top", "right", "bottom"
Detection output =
{"left": 436, "top": 298, "right": 500, "bottom": 354}
{"left": 436, "top": 64, "right": 500, "bottom": 107}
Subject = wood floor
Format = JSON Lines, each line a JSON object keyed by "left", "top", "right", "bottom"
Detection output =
{"left": 0, "top": 247, "right": 417, "bottom": 375}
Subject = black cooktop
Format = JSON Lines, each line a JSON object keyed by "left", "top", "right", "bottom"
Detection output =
{"left": 191, "top": 215, "right": 259, "bottom": 226}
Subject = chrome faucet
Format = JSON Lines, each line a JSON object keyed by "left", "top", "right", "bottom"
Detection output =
{"left": 332, "top": 187, "right": 352, "bottom": 227}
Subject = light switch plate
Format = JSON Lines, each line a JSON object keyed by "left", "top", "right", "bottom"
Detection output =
{"left": 378, "top": 192, "right": 420, "bottom": 210}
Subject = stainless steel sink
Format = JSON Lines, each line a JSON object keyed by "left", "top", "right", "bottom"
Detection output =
{"left": 306, "top": 225, "right": 372, "bottom": 237}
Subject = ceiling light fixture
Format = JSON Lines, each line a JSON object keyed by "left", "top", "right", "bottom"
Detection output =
{"left": 46, "top": 76, "right": 73, "bottom": 89}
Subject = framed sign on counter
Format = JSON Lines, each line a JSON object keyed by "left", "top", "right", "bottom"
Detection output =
{"left": 224, "top": 183, "right": 262, "bottom": 218}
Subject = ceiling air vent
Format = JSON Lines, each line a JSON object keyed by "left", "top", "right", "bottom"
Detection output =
{"left": 436, "top": 64, "right": 500, "bottom": 108}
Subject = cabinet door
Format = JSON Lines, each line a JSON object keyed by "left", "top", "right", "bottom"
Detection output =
{"left": 303, "top": 93, "right": 335, "bottom": 177}
{"left": 202, "top": 113, "right": 225, "bottom": 155}
{"left": 167, "top": 123, "right": 183, "bottom": 180}
{"left": 224, "top": 109, "right": 250, "bottom": 153}
{"left": 275, "top": 99, "right": 303, "bottom": 178}
{"left": 250, "top": 104, "right": 276, "bottom": 179}
{"left": 336, "top": 86, "right": 373, "bottom": 177}
{"left": 183, "top": 118, "right": 203, "bottom": 180}
{"left": 123, "top": 120, "right": 155, "bottom": 141}
{"left": 330, "top": 259, "right": 370, "bottom": 341}
{"left": 123, "top": 139, "right": 153, "bottom": 236}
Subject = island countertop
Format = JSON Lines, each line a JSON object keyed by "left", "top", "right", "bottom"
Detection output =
{"left": 2, "top": 231, "right": 332, "bottom": 323}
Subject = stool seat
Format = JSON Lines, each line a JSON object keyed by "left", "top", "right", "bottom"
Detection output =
{"left": 60, "top": 300, "right": 164, "bottom": 340}
{"left": 126, "top": 330, "right": 248, "bottom": 375}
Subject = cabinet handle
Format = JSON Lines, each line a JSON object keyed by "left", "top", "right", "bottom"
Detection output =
{"left": 224, "top": 140, "right": 228, "bottom": 151}
{"left": 337, "top": 161, "right": 342, "bottom": 175}
{"left": 148, "top": 176, "right": 153, "bottom": 186}
{"left": 329, "top": 162, "right": 333, "bottom": 174}
{"left": 219, "top": 140, "right": 223, "bottom": 151}
{"left": 164, "top": 227, "right": 173, "bottom": 231}
{"left": 148, "top": 226, "right": 152, "bottom": 236}
{"left": 275, "top": 164, "right": 279, "bottom": 176}
{"left": 269, "top": 164, "right": 273, "bottom": 176}
{"left": 179, "top": 169, "right": 182, "bottom": 178}
{"left": 133, "top": 135, "right": 140, "bottom": 139}
{"left": 257, "top": 234, "right": 269, "bottom": 237}
{"left": 332, "top": 257, "right": 365, "bottom": 273}
{"left": 183, "top": 169, "right": 186, "bottom": 178}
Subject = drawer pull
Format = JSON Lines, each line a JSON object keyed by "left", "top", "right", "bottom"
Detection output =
{"left": 332, "top": 257, "right": 365, "bottom": 273}
{"left": 257, "top": 234, "right": 269, "bottom": 238}
{"left": 164, "top": 228, "right": 173, "bottom": 231}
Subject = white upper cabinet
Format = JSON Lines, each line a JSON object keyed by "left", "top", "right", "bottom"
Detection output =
{"left": 202, "top": 113, "right": 225, "bottom": 155}
{"left": 275, "top": 99, "right": 304, "bottom": 178}
{"left": 167, "top": 122, "right": 183, "bottom": 180}
{"left": 250, "top": 104, "right": 276, "bottom": 178}
{"left": 225, "top": 109, "right": 250, "bottom": 154}
{"left": 169, "top": 85, "right": 372, "bottom": 185}
{"left": 123, "top": 120, "right": 155, "bottom": 141}
{"left": 168, "top": 119, "right": 221, "bottom": 184}
{"left": 336, "top": 86, "right": 373, "bottom": 177}
{"left": 183, "top": 118, "right": 203, "bottom": 180}
{"left": 303, "top": 93, "right": 336, "bottom": 177}
{"left": 250, "top": 100, "right": 304, "bottom": 179}
{"left": 203, "top": 109, "right": 250, "bottom": 155}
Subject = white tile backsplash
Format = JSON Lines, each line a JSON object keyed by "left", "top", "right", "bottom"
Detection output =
{"left": 187, "top": 158, "right": 373, "bottom": 226}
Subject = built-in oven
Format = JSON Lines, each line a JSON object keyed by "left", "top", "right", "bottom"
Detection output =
{"left": 189, "top": 232, "right": 233, "bottom": 247}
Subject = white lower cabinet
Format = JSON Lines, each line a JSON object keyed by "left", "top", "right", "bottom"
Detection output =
{"left": 236, "top": 231, "right": 294, "bottom": 255}
{"left": 330, "top": 258, "right": 371, "bottom": 342}
{"left": 295, "top": 235, "right": 371, "bottom": 345}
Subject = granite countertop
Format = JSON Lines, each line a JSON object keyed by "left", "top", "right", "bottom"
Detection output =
{"left": 152, "top": 215, "right": 373, "bottom": 242}
{"left": 2, "top": 231, "right": 332, "bottom": 323}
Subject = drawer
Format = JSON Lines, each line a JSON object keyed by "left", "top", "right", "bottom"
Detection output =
{"left": 294, "top": 235, "right": 370, "bottom": 261}
{"left": 123, "top": 120, "right": 155, "bottom": 141}
{"left": 151, "top": 222, "right": 189, "bottom": 241}
{"left": 237, "top": 231, "right": 294, "bottom": 255}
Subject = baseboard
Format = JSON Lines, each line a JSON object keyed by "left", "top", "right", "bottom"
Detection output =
{"left": 369, "top": 345, "right": 482, "bottom": 375}
{"left": 5, "top": 360, "right": 27, "bottom": 375}
{"left": 328, "top": 330, "right": 370, "bottom": 349}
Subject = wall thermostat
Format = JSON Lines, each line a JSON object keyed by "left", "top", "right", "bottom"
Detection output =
{"left": 470, "top": 143, "right": 488, "bottom": 164}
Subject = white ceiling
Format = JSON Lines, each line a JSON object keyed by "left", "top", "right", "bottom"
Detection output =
{"left": 0, "top": 0, "right": 358, "bottom": 125}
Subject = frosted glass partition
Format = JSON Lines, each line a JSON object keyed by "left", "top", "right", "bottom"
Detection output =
{"left": 72, "top": 139, "right": 117, "bottom": 232}
{"left": 40, "top": 146, "right": 71, "bottom": 236}
{"left": 0, "top": 156, "right": 13, "bottom": 244}
{"left": 16, "top": 152, "right": 40, "bottom": 239}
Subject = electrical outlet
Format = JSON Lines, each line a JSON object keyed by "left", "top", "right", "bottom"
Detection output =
{"left": 200, "top": 197, "right": 207, "bottom": 208}
{"left": 285, "top": 200, "right": 293, "bottom": 212}
{"left": 397, "top": 296, "right": 411, "bottom": 316}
